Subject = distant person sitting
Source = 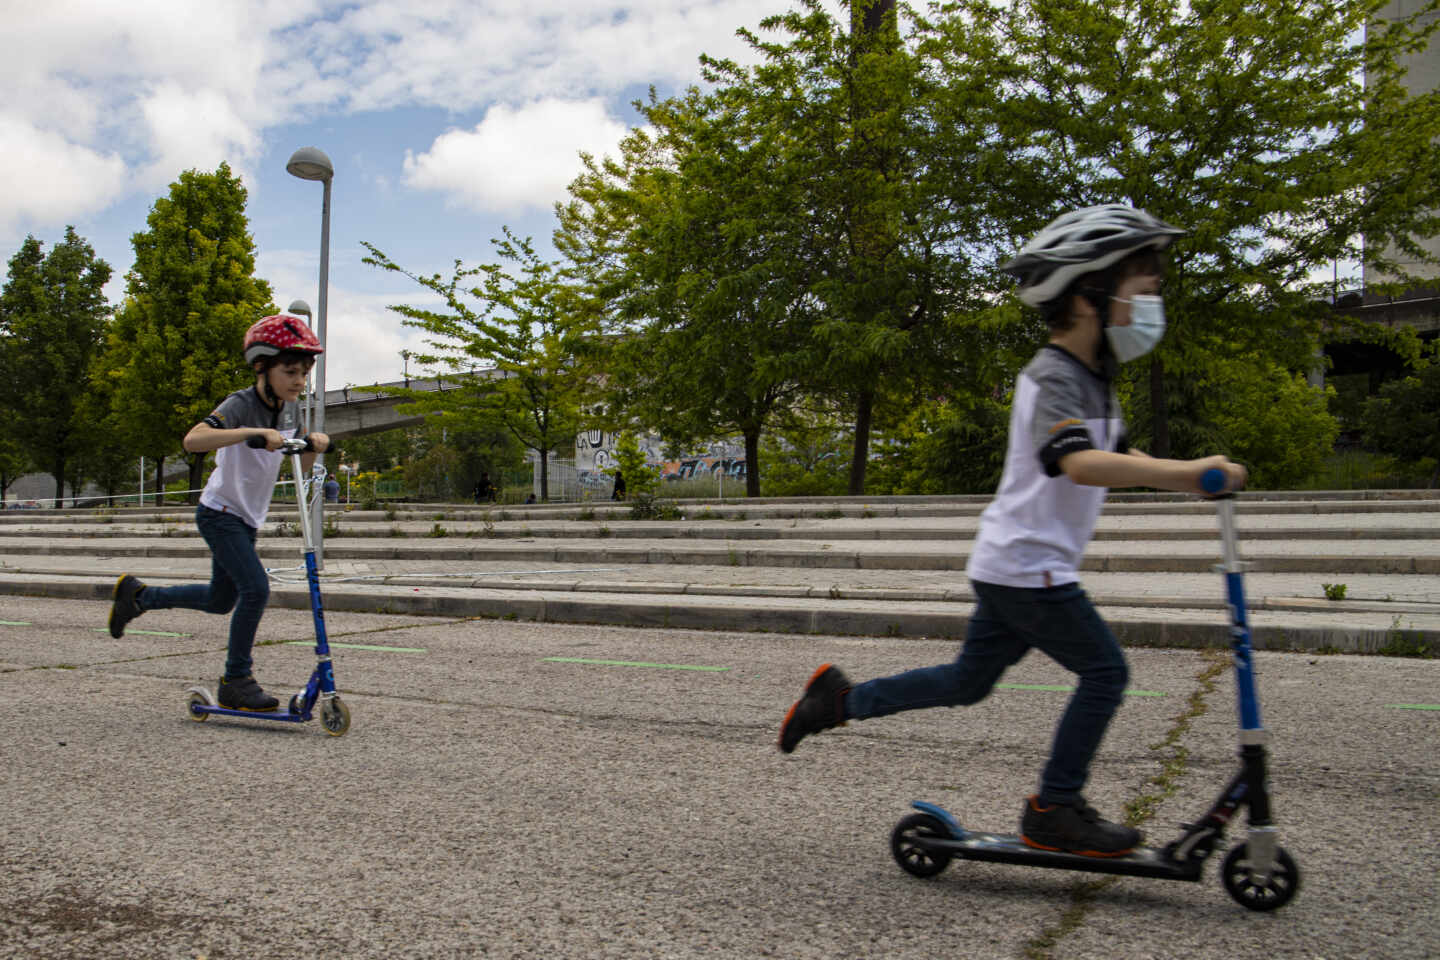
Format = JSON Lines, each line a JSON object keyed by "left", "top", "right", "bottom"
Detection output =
{"left": 524, "top": 493, "right": 537, "bottom": 504}
{"left": 611, "top": 469, "right": 626, "bottom": 501}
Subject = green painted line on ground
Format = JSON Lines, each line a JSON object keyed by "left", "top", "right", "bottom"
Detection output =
{"left": 1385, "top": 703, "right": 1440, "bottom": 711}
{"left": 92, "top": 627, "right": 191, "bottom": 638}
{"left": 542, "top": 657, "right": 730, "bottom": 673}
{"left": 997, "top": 682, "right": 1165, "bottom": 698}
{"left": 1, "top": 620, "right": 33, "bottom": 626}
{"left": 285, "top": 641, "right": 427, "bottom": 653}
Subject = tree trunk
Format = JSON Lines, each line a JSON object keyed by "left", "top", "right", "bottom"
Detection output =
{"left": 538, "top": 449, "right": 549, "bottom": 502}
{"left": 1148, "top": 357, "right": 1170, "bottom": 459}
{"left": 745, "top": 430, "right": 761, "bottom": 498}
{"left": 847, "top": 390, "right": 874, "bottom": 496}
{"left": 51, "top": 455, "right": 65, "bottom": 508}
{"left": 154, "top": 458, "right": 165, "bottom": 507}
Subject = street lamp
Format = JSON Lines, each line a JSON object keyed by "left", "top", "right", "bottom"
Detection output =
{"left": 288, "top": 146, "right": 333, "bottom": 568}
{"left": 287, "top": 299, "right": 313, "bottom": 434}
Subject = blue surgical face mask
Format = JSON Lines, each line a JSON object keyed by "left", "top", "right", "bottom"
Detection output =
{"left": 1106, "top": 295, "right": 1166, "bottom": 363}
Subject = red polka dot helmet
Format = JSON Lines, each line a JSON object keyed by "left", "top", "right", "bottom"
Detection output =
{"left": 243, "top": 314, "right": 324, "bottom": 365}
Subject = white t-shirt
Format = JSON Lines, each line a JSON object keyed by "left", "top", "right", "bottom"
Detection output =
{"left": 198, "top": 387, "right": 302, "bottom": 529}
{"left": 966, "top": 345, "right": 1127, "bottom": 589}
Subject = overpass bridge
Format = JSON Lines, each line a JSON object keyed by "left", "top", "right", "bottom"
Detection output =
{"left": 313, "top": 369, "right": 502, "bottom": 439}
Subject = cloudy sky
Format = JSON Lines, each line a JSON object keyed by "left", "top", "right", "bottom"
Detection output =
{"left": 0, "top": 0, "right": 798, "bottom": 389}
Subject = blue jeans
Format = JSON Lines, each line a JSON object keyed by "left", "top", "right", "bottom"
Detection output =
{"left": 140, "top": 505, "right": 270, "bottom": 680}
{"left": 844, "top": 580, "right": 1128, "bottom": 805}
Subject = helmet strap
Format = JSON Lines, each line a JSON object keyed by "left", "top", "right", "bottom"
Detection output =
{"left": 256, "top": 361, "right": 283, "bottom": 410}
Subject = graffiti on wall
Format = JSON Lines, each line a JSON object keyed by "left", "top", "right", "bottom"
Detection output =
{"left": 575, "top": 431, "right": 746, "bottom": 486}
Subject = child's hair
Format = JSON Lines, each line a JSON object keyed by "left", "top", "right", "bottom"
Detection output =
{"left": 254, "top": 350, "right": 317, "bottom": 374}
{"left": 1042, "top": 248, "right": 1166, "bottom": 332}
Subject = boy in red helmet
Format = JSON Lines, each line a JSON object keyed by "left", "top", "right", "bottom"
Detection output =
{"left": 107, "top": 314, "right": 330, "bottom": 711}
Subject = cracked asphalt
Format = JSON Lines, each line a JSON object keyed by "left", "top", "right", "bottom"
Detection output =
{"left": 2, "top": 595, "right": 1437, "bottom": 959}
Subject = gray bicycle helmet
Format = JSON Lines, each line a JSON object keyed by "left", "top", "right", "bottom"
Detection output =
{"left": 1001, "top": 204, "right": 1186, "bottom": 308}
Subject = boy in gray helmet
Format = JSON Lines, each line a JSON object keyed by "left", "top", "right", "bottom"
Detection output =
{"left": 779, "top": 205, "right": 1247, "bottom": 856}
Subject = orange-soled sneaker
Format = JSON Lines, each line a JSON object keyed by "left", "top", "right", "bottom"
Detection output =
{"left": 217, "top": 675, "right": 280, "bottom": 712}
{"left": 1020, "top": 795, "right": 1140, "bottom": 857}
{"left": 778, "top": 664, "right": 851, "bottom": 753}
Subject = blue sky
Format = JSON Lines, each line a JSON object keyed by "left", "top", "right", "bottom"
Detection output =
{"left": 0, "top": 0, "right": 798, "bottom": 389}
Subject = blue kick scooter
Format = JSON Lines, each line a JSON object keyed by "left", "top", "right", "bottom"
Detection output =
{"left": 890, "top": 469, "right": 1299, "bottom": 911}
{"left": 184, "top": 436, "right": 351, "bottom": 736}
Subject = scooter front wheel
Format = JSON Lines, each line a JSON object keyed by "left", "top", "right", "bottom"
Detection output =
{"left": 891, "top": 813, "right": 953, "bottom": 878}
{"left": 1221, "top": 843, "right": 1300, "bottom": 911}
{"left": 320, "top": 696, "right": 351, "bottom": 737}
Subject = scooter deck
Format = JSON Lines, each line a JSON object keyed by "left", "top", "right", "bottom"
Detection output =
{"left": 907, "top": 803, "right": 1204, "bottom": 881}
{"left": 923, "top": 831, "right": 1203, "bottom": 880}
{"left": 189, "top": 704, "right": 311, "bottom": 723}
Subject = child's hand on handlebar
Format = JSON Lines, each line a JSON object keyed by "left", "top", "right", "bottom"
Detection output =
{"left": 307, "top": 432, "right": 330, "bottom": 453}
{"left": 253, "top": 429, "right": 288, "bottom": 451}
{"left": 1194, "top": 455, "right": 1246, "bottom": 494}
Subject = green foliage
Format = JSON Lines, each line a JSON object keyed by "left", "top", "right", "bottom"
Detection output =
{"left": 102, "top": 163, "right": 274, "bottom": 501}
{"left": 1187, "top": 357, "right": 1340, "bottom": 490}
{"left": 363, "top": 228, "right": 594, "bottom": 502}
{"left": 1362, "top": 349, "right": 1440, "bottom": 487}
{"left": 612, "top": 431, "right": 660, "bottom": 499}
{"left": 0, "top": 228, "right": 113, "bottom": 504}
{"left": 867, "top": 395, "right": 1010, "bottom": 495}
{"left": 1322, "top": 583, "right": 1347, "bottom": 601}
{"left": 947, "top": 0, "right": 1440, "bottom": 466}
{"left": 404, "top": 442, "right": 460, "bottom": 500}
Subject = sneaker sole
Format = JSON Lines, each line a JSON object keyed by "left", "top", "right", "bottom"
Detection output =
{"left": 777, "top": 663, "right": 837, "bottom": 753}
{"left": 1020, "top": 835, "right": 1136, "bottom": 858}
{"left": 108, "top": 575, "right": 134, "bottom": 638}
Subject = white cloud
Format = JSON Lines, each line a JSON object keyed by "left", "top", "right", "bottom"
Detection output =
{"left": 401, "top": 99, "right": 629, "bottom": 214}
{"left": 0, "top": 115, "right": 128, "bottom": 234}
{"left": 0, "top": 1, "right": 800, "bottom": 233}
{"left": 258, "top": 246, "right": 440, "bottom": 388}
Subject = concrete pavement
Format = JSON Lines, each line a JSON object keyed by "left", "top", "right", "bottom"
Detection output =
{"left": 1, "top": 594, "right": 1436, "bottom": 958}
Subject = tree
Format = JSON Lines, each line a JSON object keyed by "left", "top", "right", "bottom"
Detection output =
{"left": 947, "top": 0, "right": 1440, "bottom": 474}
{"left": 363, "top": 229, "right": 594, "bottom": 501}
{"left": 559, "top": 85, "right": 816, "bottom": 497}
{"left": 1363, "top": 349, "right": 1440, "bottom": 487}
{"left": 0, "top": 228, "right": 112, "bottom": 505}
{"left": 560, "top": 0, "right": 1014, "bottom": 495}
{"left": 108, "top": 164, "right": 274, "bottom": 503}
{"left": 703, "top": 0, "right": 1012, "bottom": 494}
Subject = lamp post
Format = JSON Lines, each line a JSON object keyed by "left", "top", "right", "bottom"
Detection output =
{"left": 287, "top": 147, "right": 333, "bottom": 568}
{"left": 287, "top": 299, "right": 313, "bottom": 434}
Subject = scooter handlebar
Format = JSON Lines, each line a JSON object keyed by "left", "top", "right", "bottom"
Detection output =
{"left": 246, "top": 434, "right": 314, "bottom": 454}
{"left": 1200, "top": 467, "right": 1229, "bottom": 496}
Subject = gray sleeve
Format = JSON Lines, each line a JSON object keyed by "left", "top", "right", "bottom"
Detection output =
{"left": 202, "top": 392, "right": 250, "bottom": 430}
{"left": 1028, "top": 371, "right": 1095, "bottom": 478}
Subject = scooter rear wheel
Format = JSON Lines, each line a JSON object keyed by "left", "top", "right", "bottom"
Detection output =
{"left": 185, "top": 690, "right": 213, "bottom": 722}
{"left": 320, "top": 696, "right": 351, "bottom": 737}
{"left": 1221, "top": 843, "right": 1300, "bottom": 911}
{"left": 892, "top": 813, "right": 953, "bottom": 878}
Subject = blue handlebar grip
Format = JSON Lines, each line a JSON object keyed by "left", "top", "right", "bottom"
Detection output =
{"left": 1200, "top": 467, "right": 1227, "bottom": 495}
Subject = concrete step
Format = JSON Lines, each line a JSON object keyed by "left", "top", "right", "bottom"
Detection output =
{"left": 1, "top": 535, "right": 1437, "bottom": 573}
{"left": 3, "top": 570, "right": 1435, "bottom": 656}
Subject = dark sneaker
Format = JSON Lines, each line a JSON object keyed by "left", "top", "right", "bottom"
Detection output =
{"left": 1020, "top": 795, "right": 1141, "bottom": 857}
{"left": 108, "top": 574, "right": 146, "bottom": 638}
{"left": 218, "top": 675, "right": 280, "bottom": 712}
{"left": 778, "top": 663, "right": 851, "bottom": 753}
